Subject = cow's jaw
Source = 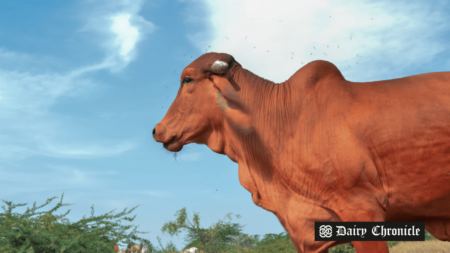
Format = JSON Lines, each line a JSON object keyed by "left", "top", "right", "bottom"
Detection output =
{"left": 154, "top": 121, "right": 218, "bottom": 152}
{"left": 162, "top": 136, "right": 184, "bottom": 152}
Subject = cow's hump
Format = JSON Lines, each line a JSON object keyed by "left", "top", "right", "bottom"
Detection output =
{"left": 290, "top": 60, "right": 346, "bottom": 88}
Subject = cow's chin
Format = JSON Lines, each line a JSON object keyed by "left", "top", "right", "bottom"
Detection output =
{"left": 163, "top": 139, "right": 184, "bottom": 152}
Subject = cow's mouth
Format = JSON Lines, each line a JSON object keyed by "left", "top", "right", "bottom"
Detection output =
{"left": 163, "top": 137, "right": 184, "bottom": 152}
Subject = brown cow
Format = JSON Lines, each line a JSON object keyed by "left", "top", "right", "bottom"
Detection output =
{"left": 153, "top": 52, "right": 450, "bottom": 252}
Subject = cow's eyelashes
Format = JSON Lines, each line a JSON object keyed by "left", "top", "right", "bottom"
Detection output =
{"left": 182, "top": 77, "right": 194, "bottom": 84}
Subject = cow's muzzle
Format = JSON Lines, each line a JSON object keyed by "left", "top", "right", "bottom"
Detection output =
{"left": 153, "top": 125, "right": 183, "bottom": 152}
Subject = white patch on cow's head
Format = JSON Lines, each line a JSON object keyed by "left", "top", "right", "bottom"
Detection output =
{"left": 211, "top": 60, "right": 229, "bottom": 74}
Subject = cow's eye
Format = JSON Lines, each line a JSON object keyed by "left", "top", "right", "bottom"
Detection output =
{"left": 182, "top": 77, "right": 194, "bottom": 84}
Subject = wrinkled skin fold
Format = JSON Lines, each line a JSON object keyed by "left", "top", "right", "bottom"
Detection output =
{"left": 153, "top": 52, "right": 450, "bottom": 253}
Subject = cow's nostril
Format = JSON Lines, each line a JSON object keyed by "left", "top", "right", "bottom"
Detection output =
{"left": 152, "top": 127, "right": 156, "bottom": 140}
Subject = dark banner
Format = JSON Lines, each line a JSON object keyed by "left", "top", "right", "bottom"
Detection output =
{"left": 315, "top": 222, "right": 425, "bottom": 241}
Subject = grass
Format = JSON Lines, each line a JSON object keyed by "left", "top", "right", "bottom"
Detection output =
{"left": 389, "top": 240, "right": 450, "bottom": 253}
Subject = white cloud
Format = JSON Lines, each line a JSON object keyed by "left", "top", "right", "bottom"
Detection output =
{"left": 111, "top": 13, "right": 139, "bottom": 63}
{"left": 80, "top": 0, "right": 157, "bottom": 71}
{"left": 0, "top": 48, "right": 32, "bottom": 64}
{"left": 0, "top": 165, "right": 119, "bottom": 197}
{"left": 0, "top": 69, "right": 94, "bottom": 116}
{"left": 0, "top": 67, "right": 139, "bottom": 160}
{"left": 196, "top": 0, "right": 450, "bottom": 82}
{"left": 0, "top": 0, "right": 155, "bottom": 161}
{"left": 38, "top": 139, "right": 137, "bottom": 159}
{"left": 105, "top": 12, "right": 156, "bottom": 71}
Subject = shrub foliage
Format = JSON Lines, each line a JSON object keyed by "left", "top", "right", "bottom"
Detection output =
{"left": 0, "top": 193, "right": 153, "bottom": 253}
{"left": 1, "top": 195, "right": 438, "bottom": 253}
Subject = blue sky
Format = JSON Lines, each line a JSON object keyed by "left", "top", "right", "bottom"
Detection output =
{"left": 1, "top": 0, "right": 449, "bottom": 250}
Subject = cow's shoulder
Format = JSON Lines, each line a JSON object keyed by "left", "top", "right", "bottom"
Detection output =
{"left": 289, "top": 60, "right": 346, "bottom": 89}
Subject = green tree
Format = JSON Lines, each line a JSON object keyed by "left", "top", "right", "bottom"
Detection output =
{"left": 228, "top": 233, "right": 259, "bottom": 249}
{"left": 328, "top": 243, "right": 355, "bottom": 253}
{"left": 161, "top": 207, "right": 246, "bottom": 253}
{"left": 0, "top": 193, "right": 154, "bottom": 253}
{"left": 152, "top": 236, "right": 178, "bottom": 253}
{"left": 250, "top": 232, "right": 296, "bottom": 253}
{"left": 225, "top": 233, "right": 259, "bottom": 253}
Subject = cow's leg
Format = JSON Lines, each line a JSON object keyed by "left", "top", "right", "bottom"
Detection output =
{"left": 279, "top": 197, "right": 346, "bottom": 253}
{"left": 284, "top": 218, "right": 341, "bottom": 253}
{"left": 338, "top": 207, "right": 389, "bottom": 253}
{"left": 335, "top": 196, "right": 390, "bottom": 253}
{"left": 330, "top": 159, "right": 390, "bottom": 253}
{"left": 425, "top": 219, "right": 450, "bottom": 241}
{"left": 336, "top": 202, "right": 390, "bottom": 253}
{"left": 339, "top": 201, "right": 389, "bottom": 253}
{"left": 351, "top": 241, "right": 388, "bottom": 253}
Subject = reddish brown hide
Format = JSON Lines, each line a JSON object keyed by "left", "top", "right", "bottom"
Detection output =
{"left": 153, "top": 52, "right": 450, "bottom": 253}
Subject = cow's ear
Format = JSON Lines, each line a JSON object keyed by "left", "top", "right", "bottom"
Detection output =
{"left": 210, "top": 75, "right": 253, "bottom": 134}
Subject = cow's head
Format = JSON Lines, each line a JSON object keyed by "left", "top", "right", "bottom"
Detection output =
{"left": 153, "top": 53, "right": 252, "bottom": 152}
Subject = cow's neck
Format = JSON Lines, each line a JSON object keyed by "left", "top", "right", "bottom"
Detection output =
{"left": 226, "top": 66, "right": 295, "bottom": 160}
{"left": 222, "top": 66, "right": 296, "bottom": 212}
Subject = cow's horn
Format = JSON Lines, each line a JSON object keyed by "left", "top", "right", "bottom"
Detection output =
{"left": 211, "top": 60, "right": 229, "bottom": 74}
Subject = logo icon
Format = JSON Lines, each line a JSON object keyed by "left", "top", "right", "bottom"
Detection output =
{"left": 319, "top": 225, "right": 333, "bottom": 238}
